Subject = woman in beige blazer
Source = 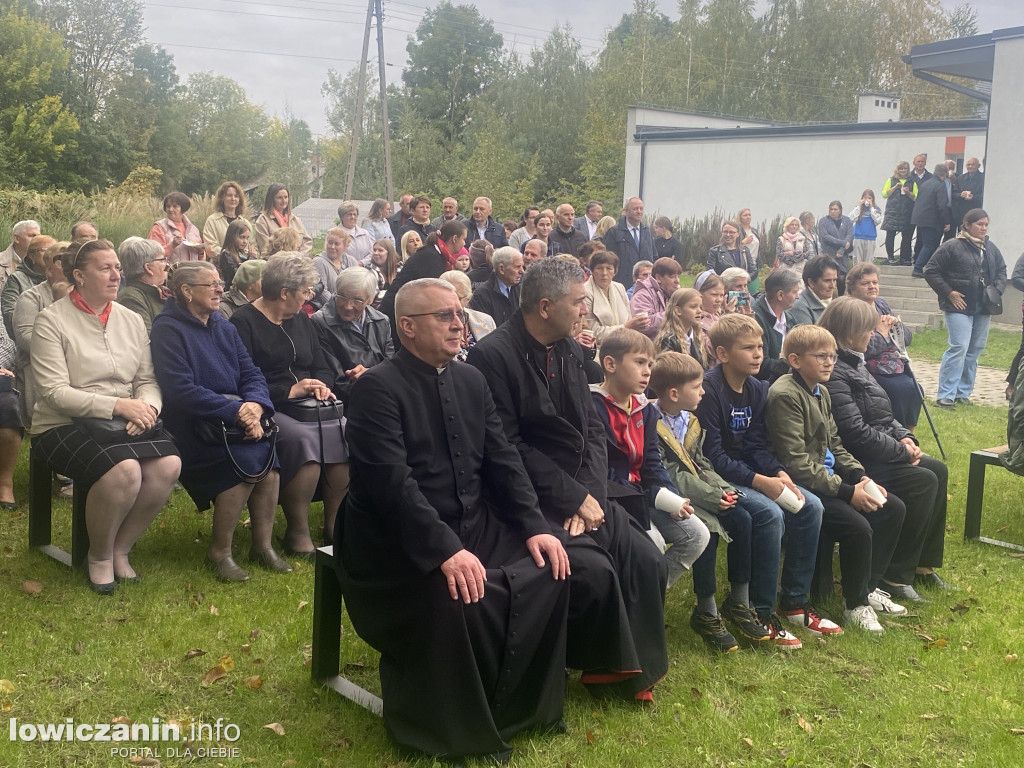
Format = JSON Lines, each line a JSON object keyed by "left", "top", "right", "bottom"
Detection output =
{"left": 31, "top": 240, "right": 181, "bottom": 595}
{"left": 584, "top": 250, "right": 650, "bottom": 342}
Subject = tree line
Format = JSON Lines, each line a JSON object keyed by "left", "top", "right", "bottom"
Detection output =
{"left": 1, "top": 0, "right": 979, "bottom": 218}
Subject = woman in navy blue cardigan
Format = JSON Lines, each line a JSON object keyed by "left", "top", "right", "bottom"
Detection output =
{"left": 151, "top": 262, "right": 292, "bottom": 582}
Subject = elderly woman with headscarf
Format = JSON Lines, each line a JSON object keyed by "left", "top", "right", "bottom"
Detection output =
{"left": 337, "top": 201, "right": 375, "bottom": 266}
{"left": 31, "top": 239, "right": 181, "bottom": 593}
{"left": 253, "top": 183, "right": 312, "bottom": 255}
{"left": 149, "top": 191, "right": 205, "bottom": 264}
{"left": 151, "top": 262, "right": 290, "bottom": 582}
{"left": 230, "top": 253, "right": 349, "bottom": 554}
{"left": 776, "top": 216, "right": 809, "bottom": 271}
{"left": 312, "top": 267, "right": 395, "bottom": 403}
{"left": 218, "top": 259, "right": 266, "bottom": 321}
{"left": 116, "top": 237, "right": 171, "bottom": 335}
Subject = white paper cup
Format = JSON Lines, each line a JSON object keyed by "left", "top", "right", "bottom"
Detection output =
{"left": 655, "top": 487, "right": 688, "bottom": 516}
{"left": 775, "top": 485, "right": 804, "bottom": 514}
{"left": 864, "top": 479, "right": 886, "bottom": 505}
{"left": 635, "top": 311, "right": 648, "bottom": 319}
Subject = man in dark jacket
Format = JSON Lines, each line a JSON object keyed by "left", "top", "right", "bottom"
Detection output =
{"left": 336, "top": 277, "right": 570, "bottom": 761}
{"left": 752, "top": 268, "right": 800, "bottom": 382}
{"left": 602, "top": 197, "right": 657, "bottom": 287}
{"left": 468, "top": 258, "right": 669, "bottom": 703}
{"left": 910, "top": 164, "right": 952, "bottom": 277}
{"left": 465, "top": 197, "right": 509, "bottom": 249}
{"left": 468, "top": 246, "right": 523, "bottom": 327}
{"left": 387, "top": 193, "right": 414, "bottom": 240}
{"left": 952, "top": 157, "right": 984, "bottom": 232}
{"left": 549, "top": 204, "right": 588, "bottom": 257}
{"left": 311, "top": 268, "right": 395, "bottom": 403}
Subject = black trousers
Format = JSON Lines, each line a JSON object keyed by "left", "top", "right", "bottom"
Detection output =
{"left": 884, "top": 228, "right": 913, "bottom": 263}
{"left": 865, "top": 455, "right": 948, "bottom": 576}
{"left": 815, "top": 493, "right": 905, "bottom": 609}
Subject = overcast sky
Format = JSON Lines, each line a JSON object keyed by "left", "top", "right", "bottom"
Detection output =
{"left": 142, "top": 0, "right": 1024, "bottom": 136}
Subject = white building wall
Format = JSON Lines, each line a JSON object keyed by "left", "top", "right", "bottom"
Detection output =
{"left": 983, "top": 29, "right": 1024, "bottom": 325}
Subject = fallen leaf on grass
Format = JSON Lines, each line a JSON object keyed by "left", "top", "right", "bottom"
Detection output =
{"left": 690, "top": 687, "right": 702, "bottom": 699}
{"left": 797, "top": 715, "right": 812, "bottom": 734}
{"left": 932, "top": 684, "right": 950, "bottom": 692}
{"left": 183, "top": 649, "right": 206, "bottom": 661}
{"left": 241, "top": 644, "right": 251, "bottom": 654}
{"left": 219, "top": 654, "right": 235, "bottom": 671}
{"left": 995, "top": 524, "right": 1011, "bottom": 533}
{"left": 585, "top": 728, "right": 596, "bottom": 744}
{"left": 950, "top": 602, "right": 970, "bottom": 616}
{"left": 920, "top": 713, "right": 939, "bottom": 720}
{"left": 249, "top": 628, "right": 260, "bottom": 640}
{"left": 1006, "top": 654, "right": 1018, "bottom": 663}
{"left": 742, "top": 737, "right": 753, "bottom": 747}
{"left": 244, "top": 676, "right": 262, "bottom": 690}
{"left": 297, "top": 601, "right": 309, "bottom": 612}
{"left": 1009, "top": 728, "right": 1024, "bottom": 736}
{"left": 743, "top": 684, "right": 758, "bottom": 692}
{"left": 2, "top": 546, "right": 12, "bottom": 555}
{"left": 926, "top": 638, "right": 948, "bottom": 650}
{"left": 1007, "top": 553, "right": 1024, "bottom": 559}
{"left": 1, "top": 701, "right": 11, "bottom": 712}
{"left": 915, "top": 633, "right": 935, "bottom": 642}
{"left": 111, "top": 716, "right": 132, "bottom": 725}
{"left": 210, "top": 605, "right": 219, "bottom": 616}
{"left": 673, "top": 711, "right": 680, "bottom": 724}
{"left": 21, "top": 581, "right": 42, "bottom": 596}
{"left": 263, "top": 722, "right": 285, "bottom": 736}
{"left": 127, "top": 758, "right": 161, "bottom": 767}
{"left": 0, "top": 680, "right": 14, "bottom": 694}
{"left": 201, "top": 665, "right": 229, "bottom": 686}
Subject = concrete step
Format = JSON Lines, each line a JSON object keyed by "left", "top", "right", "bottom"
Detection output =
{"left": 882, "top": 296, "right": 941, "bottom": 313}
{"left": 893, "top": 309, "right": 945, "bottom": 329}
{"left": 881, "top": 284, "right": 938, "bottom": 300}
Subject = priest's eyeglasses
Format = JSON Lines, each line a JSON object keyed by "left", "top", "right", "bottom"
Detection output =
{"left": 406, "top": 309, "right": 468, "bottom": 325}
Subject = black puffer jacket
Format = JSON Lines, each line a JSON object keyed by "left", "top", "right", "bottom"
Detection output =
{"left": 822, "top": 347, "right": 915, "bottom": 466}
{"left": 923, "top": 236, "right": 1006, "bottom": 315}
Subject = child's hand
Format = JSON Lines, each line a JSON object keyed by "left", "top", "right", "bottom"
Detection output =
{"left": 719, "top": 491, "right": 738, "bottom": 510}
{"left": 752, "top": 474, "right": 785, "bottom": 500}
{"left": 777, "top": 472, "right": 804, "bottom": 502}
{"left": 671, "top": 500, "right": 694, "bottom": 520}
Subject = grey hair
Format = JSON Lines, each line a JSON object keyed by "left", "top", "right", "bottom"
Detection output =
{"left": 394, "top": 277, "right": 456, "bottom": 319}
{"left": 335, "top": 266, "right": 377, "bottom": 298}
{"left": 168, "top": 261, "right": 218, "bottom": 303}
{"left": 118, "top": 236, "right": 163, "bottom": 279}
{"left": 764, "top": 267, "right": 801, "bottom": 297}
{"left": 337, "top": 200, "right": 359, "bottom": 219}
{"left": 262, "top": 252, "right": 318, "bottom": 300}
{"left": 520, "top": 257, "right": 584, "bottom": 313}
{"left": 13, "top": 220, "right": 40, "bottom": 236}
{"left": 491, "top": 246, "right": 520, "bottom": 271}
{"left": 632, "top": 259, "right": 653, "bottom": 279}
{"left": 473, "top": 196, "right": 492, "bottom": 209}
{"left": 232, "top": 259, "right": 266, "bottom": 292}
{"left": 720, "top": 267, "right": 750, "bottom": 289}
{"left": 440, "top": 269, "right": 472, "bottom": 303}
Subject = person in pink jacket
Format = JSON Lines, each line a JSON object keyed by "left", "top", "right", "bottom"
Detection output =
{"left": 148, "top": 192, "right": 205, "bottom": 264}
{"left": 629, "top": 257, "right": 682, "bottom": 338}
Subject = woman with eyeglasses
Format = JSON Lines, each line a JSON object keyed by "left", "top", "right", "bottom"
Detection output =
{"left": 230, "top": 253, "right": 349, "bottom": 554}
{"left": 312, "top": 268, "right": 395, "bottom": 404}
{"left": 819, "top": 296, "right": 949, "bottom": 599}
{"left": 30, "top": 239, "right": 181, "bottom": 594}
{"left": 705, "top": 220, "right": 758, "bottom": 283}
{"left": 151, "top": 262, "right": 290, "bottom": 582}
{"left": 115, "top": 237, "right": 171, "bottom": 335}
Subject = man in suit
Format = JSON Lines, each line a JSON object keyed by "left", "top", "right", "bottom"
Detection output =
{"left": 574, "top": 201, "right": 604, "bottom": 240}
{"left": 468, "top": 246, "right": 523, "bottom": 327}
{"left": 601, "top": 197, "right": 657, "bottom": 287}
{"left": 910, "top": 164, "right": 951, "bottom": 277}
{"left": 953, "top": 157, "right": 985, "bottom": 233}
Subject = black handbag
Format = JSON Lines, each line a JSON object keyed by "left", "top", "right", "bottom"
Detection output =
{"left": 278, "top": 396, "right": 344, "bottom": 423}
{"left": 73, "top": 416, "right": 163, "bottom": 445}
{"left": 194, "top": 395, "right": 278, "bottom": 484}
{"left": 979, "top": 254, "right": 1003, "bottom": 315}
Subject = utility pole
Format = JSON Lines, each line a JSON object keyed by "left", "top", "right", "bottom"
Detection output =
{"left": 375, "top": 0, "right": 394, "bottom": 203}
{"left": 344, "top": 0, "right": 374, "bottom": 200}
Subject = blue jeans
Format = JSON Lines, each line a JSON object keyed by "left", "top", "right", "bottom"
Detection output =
{"left": 912, "top": 226, "right": 941, "bottom": 271}
{"left": 775, "top": 487, "right": 824, "bottom": 612}
{"left": 650, "top": 509, "right": 711, "bottom": 589}
{"left": 690, "top": 487, "right": 783, "bottom": 609}
{"left": 937, "top": 312, "right": 990, "bottom": 400}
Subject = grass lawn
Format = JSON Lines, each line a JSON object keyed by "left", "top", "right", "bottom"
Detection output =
{"left": 2, "top": 404, "right": 1023, "bottom": 767}
{"left": 909, "top": 327, "right": 1021, "bottom": 370}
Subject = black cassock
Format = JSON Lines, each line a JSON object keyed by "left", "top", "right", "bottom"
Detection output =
{"left": 468, "top": 312, "right": 669, "bottom": 700}
{"left": 335, "top": 348, "right": 570, "bottom": 760}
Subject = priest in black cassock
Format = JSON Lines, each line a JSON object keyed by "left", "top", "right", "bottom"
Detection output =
{"left": 335, "top": 277, "right": 572, "bottom": 761}
{"left": 467, "top": 258, "right": 670, "bottom": 702}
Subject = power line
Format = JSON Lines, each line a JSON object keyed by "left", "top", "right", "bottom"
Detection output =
{"left": 152, "top": 40, "right": 365, "bottom": 64}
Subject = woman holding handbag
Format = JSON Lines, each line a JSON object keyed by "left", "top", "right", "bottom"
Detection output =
{"left": 923, "top": 208, "right": 1007, "bottom": 407}
{"left": 30, "top": 239, "right": 181, "bottom": 594}
{"left": 230, "top": 253, "right": 349, "bottom": 557}
{"left": 151, "top": 263, "right": 291, "bottom": 582}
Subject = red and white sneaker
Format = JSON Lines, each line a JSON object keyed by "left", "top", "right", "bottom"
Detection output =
{"left": 782, "top": 605, "right": 844, "bottom": 636}
{"left": 761, "top": 613, "right": 802, "bottom": 649}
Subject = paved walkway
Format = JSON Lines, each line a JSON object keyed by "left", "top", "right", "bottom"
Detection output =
{"left": 908, "top": 359, "right": 1009, "bottom": 409}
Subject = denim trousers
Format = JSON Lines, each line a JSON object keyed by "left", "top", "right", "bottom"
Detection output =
{"left": 912, "top": 226, "right": 941, "bottom": 271}
{"left": 937, "top": 312, "right": 990, "bottom": 400}
{"left": 650, "top": 509, "right": 711, "bottom": 589}
{"left": 691, "top": 485, "right": 821, "bottom": 615}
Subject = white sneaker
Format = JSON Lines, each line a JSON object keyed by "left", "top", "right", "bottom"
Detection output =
{"left": 867, "top": 588, "right": 908, "bottom": 616}
{"left": 843, "top": 604, "right": 883, "bottom": 634}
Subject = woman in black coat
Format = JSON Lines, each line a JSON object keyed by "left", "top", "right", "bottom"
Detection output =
{"left": 819, "top": 297, "right": 949, "bottom": 599}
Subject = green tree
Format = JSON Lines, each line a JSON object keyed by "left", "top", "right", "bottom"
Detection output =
{"left": 262, "top": 112, "right": 314, "bottom": 207}
{"left": 402, "top": 1, "right": 503, "bottom": 151}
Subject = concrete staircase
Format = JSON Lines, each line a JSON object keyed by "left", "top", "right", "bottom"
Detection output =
{"left": 873, "top": 264, "right": 944, "bottom": 332}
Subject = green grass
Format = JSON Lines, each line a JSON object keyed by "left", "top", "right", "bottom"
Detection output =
{"left": 2, "top": 404, "right": 1023, "bottom": 767}
{"left": 909, "top": 327, "right": 1021, "bottom": 370}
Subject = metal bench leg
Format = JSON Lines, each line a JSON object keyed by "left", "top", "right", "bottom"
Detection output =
{"left": 964, "top": 451, "right": 986, "bottom": 541}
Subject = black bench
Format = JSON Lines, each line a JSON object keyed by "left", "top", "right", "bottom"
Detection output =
{"left": 27, "top": 441, "right": 91, "bottom": 568}
{"left": 311, "top": 545, "right": 382, "bottom": 715}
{"left": 964, "top": 446, "right": 1024, "bottom": 552}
